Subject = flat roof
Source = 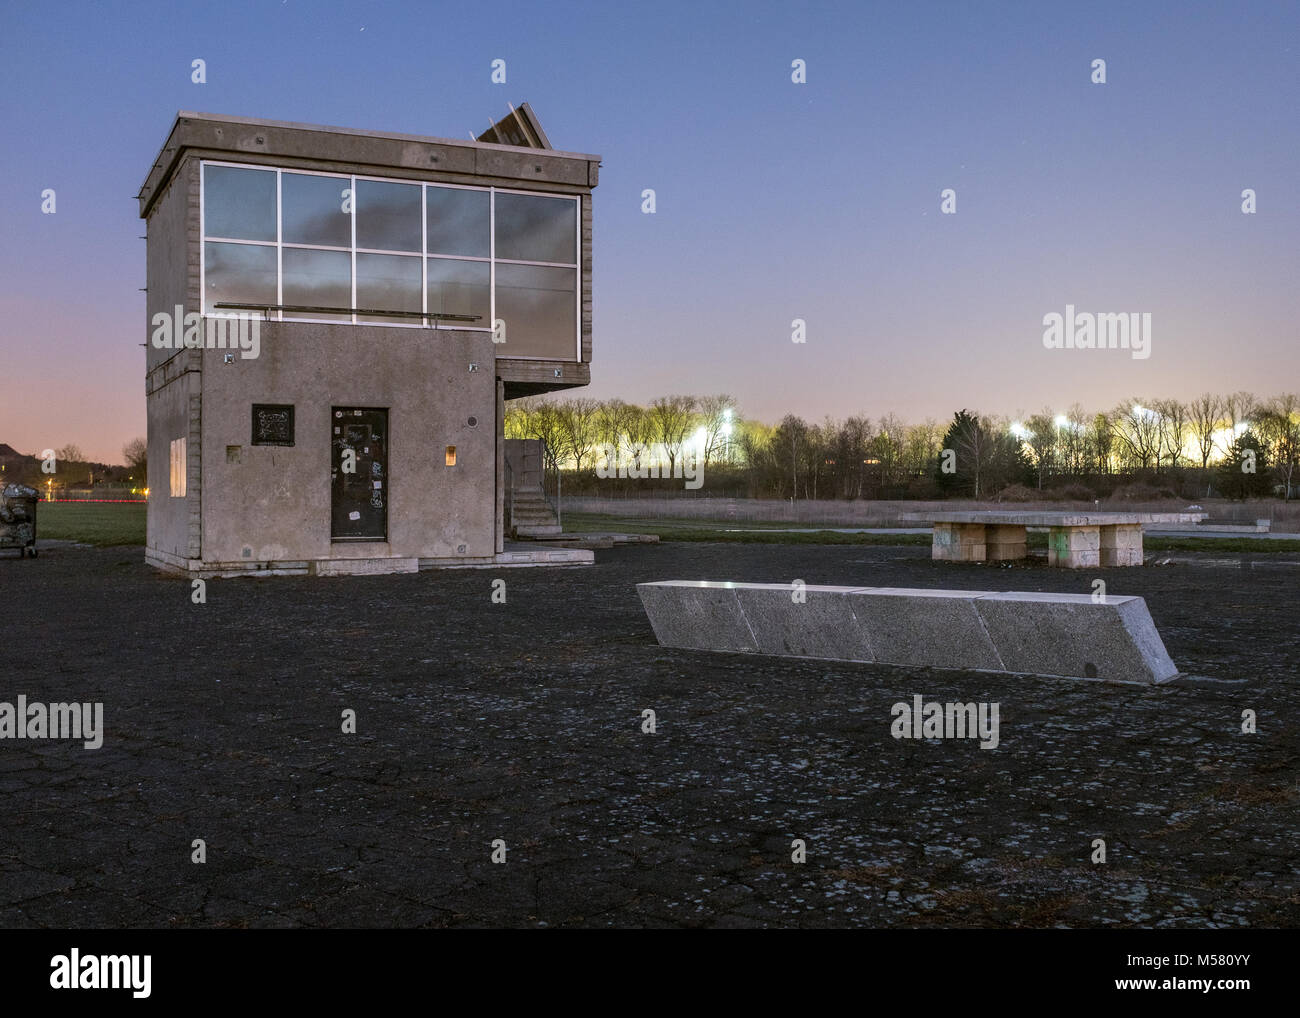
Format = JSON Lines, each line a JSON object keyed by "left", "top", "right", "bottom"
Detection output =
{"left": 139, "top": 111, "right": 601, "bottom": 216}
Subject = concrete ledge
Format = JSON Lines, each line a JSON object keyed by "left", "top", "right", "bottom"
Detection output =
{"left": 143, "top": 548, "right": 594, "bottom": 576}
{"left": 525, "top": 531, "right": 660, "bottom": 547}
{"left": 312, "top": 557, "right": 419, "bottom": 576}
{"left": 970, "top": 591, "right": 1176, "bottom": 682}
{"left": 637, "top": 581, "right": 758, "bottom": 653}
{"left": 733, "top": 584, "right": 875, "bottom": 660}
{"left": 493, "top": 547, "right": 594, "bottom": 566}
{"left": 145, "top": 548, "right": 312, "bottom": 577}
{"left": 853, "top": 588, "right": 1005, "bottom": 671}
{"left": 637, "top": 581, "right": 1180, "bottom": 684}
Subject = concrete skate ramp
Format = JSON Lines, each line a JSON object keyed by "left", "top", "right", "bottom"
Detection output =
{"left": 636, "top": 581, "right": 1180, "bottom": 684}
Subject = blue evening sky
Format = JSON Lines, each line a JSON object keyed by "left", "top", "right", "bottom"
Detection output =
{"left": 1, "top": 0, "right": 1295, "bottom": 461}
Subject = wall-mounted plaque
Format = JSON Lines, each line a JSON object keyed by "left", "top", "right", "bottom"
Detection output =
{"left": 252, "top": 404, "right": 294, "bottom": 446}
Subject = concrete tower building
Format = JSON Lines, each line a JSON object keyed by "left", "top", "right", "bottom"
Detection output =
{"left": 138, "top": 108, "right": 598, "bottom": 575}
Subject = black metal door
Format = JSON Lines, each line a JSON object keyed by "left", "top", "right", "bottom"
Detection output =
{"left": 331, "top": 407, "right": 388, "bottom": 540}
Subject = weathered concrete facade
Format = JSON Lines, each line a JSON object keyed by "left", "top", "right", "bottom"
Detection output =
{"left": 140, "top": 111, "right": 599, "bottom": 575}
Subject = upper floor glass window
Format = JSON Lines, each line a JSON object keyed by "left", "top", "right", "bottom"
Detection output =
{"left": 356, "top": 180, "right": 422, "bottom": 253}
{"left": 281, "top": 172, "right": 350, "bottom": 247}
{"left": 494, "top": 192, "right": 576, "bottom": 264}
{"left": 425, "top": 186, "right": 489, "bottom": 258}
{"left": 199, "top": 161, "right": 580, "bottom": 360}
{"left": 203, "top": 165, "right": 276, "bottom": 242}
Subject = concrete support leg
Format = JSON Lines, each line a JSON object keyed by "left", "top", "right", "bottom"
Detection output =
{"left": 1048, "top": 525, "right": 1100, "bottom": 568}
{"left": 986, "top": 524, "right": 1028, "bottom": 561}
{"left": 1100, "top": 523, "right": 1144, "bottom": 567}
{"left": 932, "top": 522, "right": 986, "bottom": 562}
{"left": 495, "top": 379, "right": 505, "bottom": 555}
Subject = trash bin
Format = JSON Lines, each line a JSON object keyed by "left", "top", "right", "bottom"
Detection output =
{"left": 0, "top": 483, "right": 40, "bottom": 558}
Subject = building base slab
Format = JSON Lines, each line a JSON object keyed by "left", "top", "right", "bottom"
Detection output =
{"left": 146, "top": 548, "right": 592, "bottom": 576}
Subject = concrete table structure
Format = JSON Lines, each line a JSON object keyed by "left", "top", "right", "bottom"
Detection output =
{"left": 901, "top": 511, "right": 1207, "bottom": 568}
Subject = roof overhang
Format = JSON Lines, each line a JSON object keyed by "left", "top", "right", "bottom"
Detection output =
{"left": 139, "top": 111, "right": 601, "bottom": 217}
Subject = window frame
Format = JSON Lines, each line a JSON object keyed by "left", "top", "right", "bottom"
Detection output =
{"left": 200, "top": 160, "right": 581, "bottom": 360}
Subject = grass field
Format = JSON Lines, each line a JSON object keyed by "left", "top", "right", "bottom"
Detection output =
{"left": 35, "top": 502, "right": 146, "bottom": 546}
{"left": 26, "top": 503, "right": 1300, "bottom": 554}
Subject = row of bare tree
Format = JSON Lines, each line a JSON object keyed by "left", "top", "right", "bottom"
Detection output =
{"left": 504, "top": 390, "right": 1300, "bottom": 498}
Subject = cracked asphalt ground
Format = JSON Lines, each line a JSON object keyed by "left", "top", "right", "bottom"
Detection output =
{"left": 1, "top": 542, "right": 1297, "bottom": 928}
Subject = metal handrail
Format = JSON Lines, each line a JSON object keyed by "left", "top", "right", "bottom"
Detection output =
{"left": 213, "top": 302, "right": 481, "bottom": 322}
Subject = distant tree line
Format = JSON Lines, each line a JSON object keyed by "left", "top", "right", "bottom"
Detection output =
{"left": 506, "top": 391, "right": 1300, "bottom": 501}
{"left": 1, "top": 442, "right": 145, "bottom": 492}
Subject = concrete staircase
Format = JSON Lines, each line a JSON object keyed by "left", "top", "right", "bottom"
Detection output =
{"left": 510, "top": 487, "right": 561, "bottom": 537}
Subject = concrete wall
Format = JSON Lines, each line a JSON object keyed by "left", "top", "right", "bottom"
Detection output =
{"left": 145, "top": 158, "right": 199, "bottom": 374}
{"left": 198, "top": 322, "right": 496, "bottom": 565}
{"left": 145, "top": 369, "right": 198, "bottom": 563}
{"left": 504, "top": 439, "right": 544, "bottom": 489}
{"left": 144, "top": 156, "right": 201, "bottom": 564}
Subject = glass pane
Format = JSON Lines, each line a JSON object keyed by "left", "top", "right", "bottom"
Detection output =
{"left": 494, "top": 264, "right": 575, "bottom": 358}
{"left": 282, "top": 248, "right": 351, "bottom": 321}
{"left": 357, "top": 253, "right": 421, "bottom": 324}
{"left": 494, "top": 193, "right": 576, "bottom": 264}
{"left": 426, "top": 186, "right": 489, "bottom": 258}
{"left": 355, "top": 179, "right": 421, "bottom": 252}
{"left": 204, "top": 242, "right": 277, "bottom": 311}
{"left": 427, "top": 259, "right": 490, "bottom": 326}
{"left": 203, "top": 165, "right": 276, "bottom": 241}
{"left": 282, "top": 172, "right": 351, "bottom": 247}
